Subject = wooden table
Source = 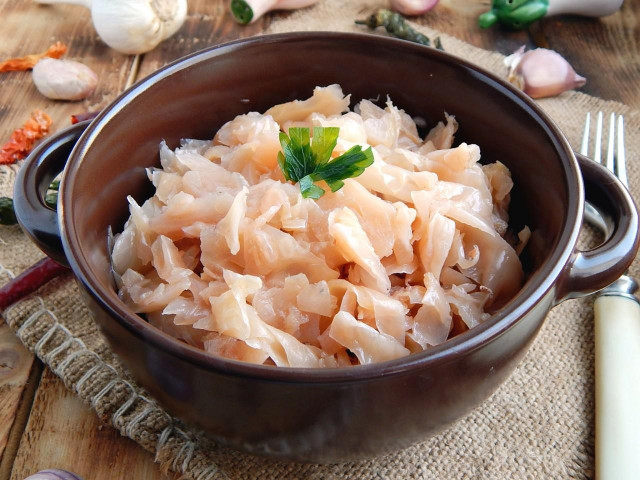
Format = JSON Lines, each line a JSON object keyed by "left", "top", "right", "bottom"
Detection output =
{"left": 0, "top": 1, "right": 638, "bottom": 478}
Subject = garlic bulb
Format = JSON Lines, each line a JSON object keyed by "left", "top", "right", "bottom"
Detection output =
{"left": 33, "top": 58, "right": 98, "bottom": 101}
{"left": 34, "top": 0, "right": 187, "bottom": 55}
{"left": 504, "top": 46, "right": 586, "bottom": 99}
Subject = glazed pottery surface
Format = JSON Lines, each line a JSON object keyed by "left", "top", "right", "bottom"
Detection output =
{"left": 13, "top": 33, "right": 638, "bottom": 462}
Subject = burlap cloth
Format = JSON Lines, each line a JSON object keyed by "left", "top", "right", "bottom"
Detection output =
{"left": 2, "top": 1, "right": 639, "bottom": 478}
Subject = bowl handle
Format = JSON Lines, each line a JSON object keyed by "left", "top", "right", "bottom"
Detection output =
{"left": 13, "top": 121, "right": 90, "bottom": 267}
{"left": 555, "top": 154, "right": 639, "bottom": 303}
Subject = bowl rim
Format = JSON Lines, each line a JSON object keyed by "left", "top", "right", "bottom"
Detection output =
{"left": 59, "top": 31, "right": 583, "bottom": 383}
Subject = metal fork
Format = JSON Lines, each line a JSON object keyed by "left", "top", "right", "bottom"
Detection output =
{"left": 581, "top": 112, "right": 640, "bottom": 480}
{"left": 581, "top": 112, "right": 627, "bottom": 185}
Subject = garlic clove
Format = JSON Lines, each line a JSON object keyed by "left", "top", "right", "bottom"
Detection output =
{"left": 32, "top": 58, "right": 98, "bottom": 101}
{"left": 390, "top": 0, "right": 439, "bottom": 16}
{"left": 504, "top": 46, "right": 586, "bottom": 99}
{"left": 24, "top": 469, "right": 84, "bottom": 480}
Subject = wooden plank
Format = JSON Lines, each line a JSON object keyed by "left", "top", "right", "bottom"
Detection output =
{"left": 416, "top": 1, "right": 639, "bottom": 108}
{"left": 0, "top": 358, "right": 42, "bottom": 480}
{"left": 0, "top": 0, "right": 638, "bottom": 478}
{"left": 136, "top": 0, "right": 532, "bottom": 81}
{"left": 0, "top": 0, "right": 137, "bottom": 475}
{"left": 0, "top": 0, "right": 136, "bottom": 144}
{"left": 417, "top": 0, "right": 640, "bottom": 108}
{"left": 8, "top": 369, "right": 169, "bottom": 480}
{"left": 135, "top": 0, "right": 272, "bottom": 80}
{"left": 0, "top": 321, "right": 36, "bottom": 463}
{"left": 137, "top": 0, "right": 640, "bottom": 109}
{"left": 0, "top": 4, "right": 271, "bottom": 475}
{"left": 535, "top": 1, "right": 640, "bottom": 108}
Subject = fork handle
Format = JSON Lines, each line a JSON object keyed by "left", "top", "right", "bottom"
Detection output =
{"left": 595, "top": 282, "right": 640, "bottom": 480}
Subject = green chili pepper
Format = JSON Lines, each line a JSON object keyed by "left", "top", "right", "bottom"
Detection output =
{"left": 0, "top": 197, "right": 17, "bottom": 225}
{"left": 356, "top": 9, "right": 443, "bottom": 50}
{"left": 0, "top": 179, "right": 59, "bottom": 226}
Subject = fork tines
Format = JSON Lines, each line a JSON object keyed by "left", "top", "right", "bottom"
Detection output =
{"left": 581, "top": 112, "right": 628, "bottom": 188}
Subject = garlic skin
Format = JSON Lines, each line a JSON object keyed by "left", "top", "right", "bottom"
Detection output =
{"left": 230, "top": 0, "right": 320, "bottom": 24}
{"left": 504, "top": 46, "right": 586, "bottom": 99}
{"left": 390, "top": 0, "right": 439, "bottom": 16}
{"left": 32, "top": 58, "right": 98, "bottom": 101}
{"left": 34, "top": 0, "right": 187, "bottom": 55}
{"left": 24, "top": 469, "right": 84, "bottom": 480}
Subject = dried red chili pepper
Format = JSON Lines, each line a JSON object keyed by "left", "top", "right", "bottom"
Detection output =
{"left": 0, "top": 42, "right": 67, "bottom": 73}
{"left": 71, "top": 110, "right": 100, "bottom": 124}
{"left": 0, "top": 257, "right": 69, "bottom": 312}
{"left": 0, "top": 110, "right": 53, "bottom": 165}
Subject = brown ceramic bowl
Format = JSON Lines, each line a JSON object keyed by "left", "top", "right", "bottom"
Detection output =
{"left": 14, "top": 32, "right": 638, "bottom": 463}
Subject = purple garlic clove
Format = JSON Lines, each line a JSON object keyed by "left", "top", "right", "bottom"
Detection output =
{"left": 504, "top": 46, "right": 586, "bottom": 99}
{"left": 24, "top": 469, "right": 84, "bottom": 480}
{"left": 390, "top": 0, "right": 439, "bottom": 16}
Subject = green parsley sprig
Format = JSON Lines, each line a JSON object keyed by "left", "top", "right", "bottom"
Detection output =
{"left": 277, "top": 126, "right": 374, "bottom": 199}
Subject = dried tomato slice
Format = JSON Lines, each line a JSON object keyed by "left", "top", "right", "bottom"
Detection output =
{"left": 0, "top": 42, "right": 67, "bottom": 72}
{"left": 0, "top": 110, "right": 53, "bottom": 165}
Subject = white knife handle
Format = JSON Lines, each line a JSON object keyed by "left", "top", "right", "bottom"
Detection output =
{"left": 595, "top": 290, "right": 640, "bottom": 480}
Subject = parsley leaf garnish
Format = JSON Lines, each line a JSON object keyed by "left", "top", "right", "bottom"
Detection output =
{"left": 277, "top": 126, "right": 374, "bottom": 199}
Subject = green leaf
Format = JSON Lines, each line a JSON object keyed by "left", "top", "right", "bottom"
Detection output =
{"left": 0, "top": 197, "right": 17, "bottom": 225}
{"left": 278, "top": 132, "right": 296, "bottom": 181}
{"left": 280, "top": 128, "right": 314, "bottom": 182}
{"left": 325, "top": 179, "right": 345, "bottom": 193}
{"left": 311, "top": 126, "right": 339, "bottom": 166}
{"left": 299, "top": 175, "right": 326, "bottom": 199}
{"left": 277, "top": 151, "right": 290, "bottom": 181}
{"left": 315, "top": 145, "right": 374, "bottom": 185}
{"left": 276, "top": 126, "right": 375, "bottom": 200}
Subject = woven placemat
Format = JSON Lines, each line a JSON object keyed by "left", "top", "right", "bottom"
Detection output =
{"left": 2, "top": 1, "right": 639, "bottom": 478}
